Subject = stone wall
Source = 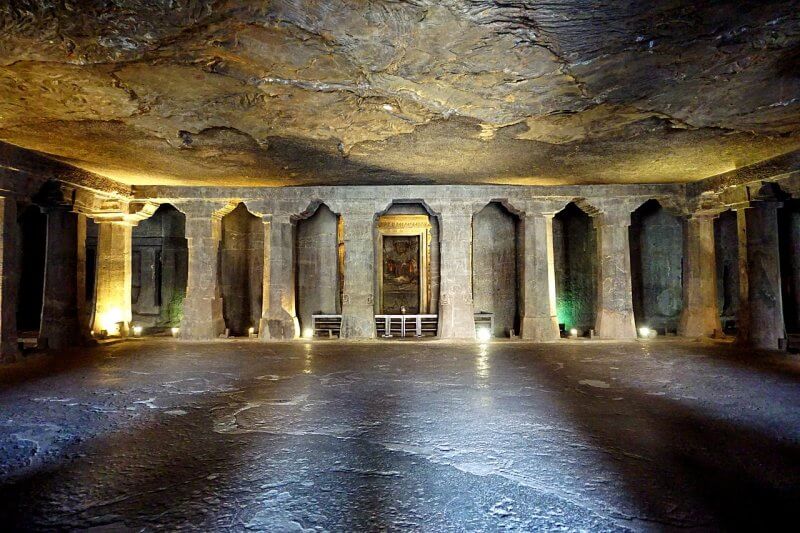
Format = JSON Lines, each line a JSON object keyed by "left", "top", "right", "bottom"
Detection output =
{"left": 630, "top": 200, "right": 684, "bottom": 331}
{"left": 296, "top": 204, "right": 340, "bottom": 331}
{"left": 472, "top": 202, "right": 519, "bottom": 336}
{"left": 553, "top": 203, "right": 597, "bottom": 333}
{"left": 220, "top": 203, "right": 263, "bottom": 336}
{"left": 715, "top": 210, "right": 739, "bottom": 327}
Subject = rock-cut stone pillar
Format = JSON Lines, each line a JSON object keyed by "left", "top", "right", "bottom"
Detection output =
{"left": 678, "top": 214, "right": 720, "bottom": 338}
{"left": 438, "top": 205, "right": 475, "bottom": 339}
{"left": 741, "top": 201, "right": 785, "bottom": 349}
{"left": 180, "top": 203, "right": 225, "bottom": 340}
{"left": 92, "top": 221, "right": 133, "bottom": 336}
{"left": 38, "top": 204, "right": 80, "bottom": 349}
{"left": 594, "top": 206, "right": 637, "bottom": 339}
{"left": 520, "top": 211, "right": 560, "bottom": 341}
{"left": 0, "top": 195, "right": 18, "bottom": 362}
{"left": 260, "top": 214, "right": 300, "bottom": 340}
{"left": 340, "top": 210, "right": 376, "bottom": 339}
{"left": 76, "top": 214, "right": 91, "bottom": 338}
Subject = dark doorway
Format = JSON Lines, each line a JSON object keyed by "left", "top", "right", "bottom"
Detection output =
{"left": 16, "top": 204, "right": 46, "bottom": 335}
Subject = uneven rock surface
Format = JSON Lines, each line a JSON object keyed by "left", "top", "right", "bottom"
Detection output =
{"left": 1, "top": 1, "right": 799, "bottom": 185}
{"left": 0, "top": 339, "right": 798, "bottom": 530}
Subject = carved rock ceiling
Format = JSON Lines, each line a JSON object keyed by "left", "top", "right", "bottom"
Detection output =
{"left": 1, "top": 1, "right": 799, "bottom": 186}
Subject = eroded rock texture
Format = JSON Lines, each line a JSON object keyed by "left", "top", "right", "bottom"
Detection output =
{"left": 1, "top": 1, "right": 799, "bottom": 185}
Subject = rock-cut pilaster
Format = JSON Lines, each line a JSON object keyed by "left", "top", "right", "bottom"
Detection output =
{"left": 259, "top": 214, "right": 300, "bottom": 340}
{"left": 519, "top": 208, "right": 560, "bottom": 341}
{"left": 594, "top": 205, "right": 637, "bottom": 339}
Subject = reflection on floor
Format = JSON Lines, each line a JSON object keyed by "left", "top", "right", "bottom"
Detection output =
{"left": 0, "top": 339, "right": 798, "bottom": 531}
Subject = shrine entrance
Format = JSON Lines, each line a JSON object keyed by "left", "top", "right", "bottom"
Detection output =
{"left": 377, "top": 214, "right": 431, "bottom": 314}
{"left": 375, "top": 211, "right": 437, "bottom": 337}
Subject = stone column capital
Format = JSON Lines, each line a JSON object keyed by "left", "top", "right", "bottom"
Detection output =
{"left": 78, "top": 198, "right": 160, "bottom": 226}
{"left": 595, "top": 203, "right": 636, "bottom": 227}
{"left": 93, "top": 218, "right": 136, "bottom": 227}
{"left": 262, "top": 212, "right": 294, "bottom": 226}
{"left": 175, "top": 200, "right": 230, "bottom": 221}
{"left": 684, "top": 211, "right": 721, "bottom": 222}
{"left": 428, "top": 200, "right": 473, "bottom": 218}
{"left": 522, "top": 209, "right": 556, "bottom": 220}
{"left": 522, "top": 199, "right": 566, "bottom": 218}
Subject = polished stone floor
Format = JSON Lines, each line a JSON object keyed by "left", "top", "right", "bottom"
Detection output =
{"left": 0, "top": 339, "right": 798, "bottom": 531}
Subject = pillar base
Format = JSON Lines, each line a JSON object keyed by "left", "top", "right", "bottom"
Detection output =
{"left": 520, "top": 315, "right": 560, "bottom": 342}
{"left": 736, "top": 332, "right": 785, "bottom": 351}
{"left": 1, "top": 342, "right": 18, "bottom": 364}
{"left": 39, "top": 317, "right": 80, "bottom": 350}
{"left": 180, "top": 298, "right": 224, "bottom": 340}
{"left": 678, "top": 307, "right": 719, "bottom": 338}
{"left": 439, "top": 302, "right": 476, "bottom": 340}
{"left": 259, "top": 313, "right": 299, "bottom": 340}
{"left": 181, "top": 320, "right": 224, "bottom": 341}
{"left": 341, "top": 313, "right": 375, "bottom": 339}
{"left": 595, "top": 310, "right": 636, "bottom": 339}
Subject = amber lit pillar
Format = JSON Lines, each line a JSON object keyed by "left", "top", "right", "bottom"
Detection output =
{"left": 679, "top": 214, "right": 720, "bottom": 337}
{"left": 91, "top": 220, "right": 133, "bottom": 336}
{"left": 38, "top": 204, "right": 80, "bottom": 349}
{"left": 76, "top": 213, "right": 91, "bottom": 337}
{"left": 180, "top": 203, "right": 225, "bottom": 340}
{"left": 520, "top": 210, "right": 559, "bottom": 341}
{"left": 0, "top": 195, "right": 19, "bottom": 361}
{"left": 741, "top": 201, "right": 785, "bottom": 349}
{"left": 438, "top": 204, "right": 475, "bottom": 339}
{"left": 260, "top": 214, "right": 299, "bottom": 340}
{"left": 594, "top": 205, "right": 637, "bottom": 339}
{"left": 340, "top": 209, "right": 376, "bottom": 338}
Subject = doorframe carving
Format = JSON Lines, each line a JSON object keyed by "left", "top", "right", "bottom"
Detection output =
{"left": 376, "top": 214, "right": 432, "bottom": 314}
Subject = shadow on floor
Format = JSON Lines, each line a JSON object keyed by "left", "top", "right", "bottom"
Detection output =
{"left": 495, "top": 343, "right": 800, "bottom": 529}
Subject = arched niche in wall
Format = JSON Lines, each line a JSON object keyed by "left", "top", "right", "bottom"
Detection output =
{"left": 219, "top": 202, "right": 263, "bottom": 336}
{"left": 630, "top": 199, "right": 684, "bottom": 333}
{"left": 472, "top": 201, "right": 520, "bottom": 337}
{"left": 16, "top": 203, "right": 46, "bottom": 339}
{"left": 295, "top": 203, "right": 342, "bottom": 332}
{"left": 130, "top": 204, "right": 188, "bottom": 332}
{"left": 714, "top": 209, "right": 739, "bottom": 333}
{"left": 552, "top": 202, "right": 597, "bottom": 334}
{"left": 374, "top": 202, "right": 440, "bottom": 315}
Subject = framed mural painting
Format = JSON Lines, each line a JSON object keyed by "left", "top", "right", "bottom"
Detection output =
{"left": 376, "top": 215, "right": 431, "bottom": 314}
